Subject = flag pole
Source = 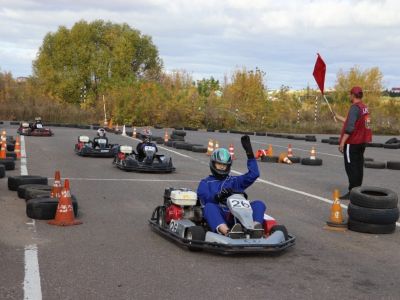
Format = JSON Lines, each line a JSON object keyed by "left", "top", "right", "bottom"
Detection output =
{"left": 322, "top": 94, "right": 337, "bottom": 123}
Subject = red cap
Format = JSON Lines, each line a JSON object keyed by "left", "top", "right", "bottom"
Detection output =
{"left": 350, "top": 86, "right": 363, "bottom": 95}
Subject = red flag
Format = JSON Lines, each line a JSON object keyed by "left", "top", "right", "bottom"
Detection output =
{"left": 313, "top": 53, "right": 326, "bottom": 94}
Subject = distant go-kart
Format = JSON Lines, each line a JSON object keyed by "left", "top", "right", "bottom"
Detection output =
{"left": 17, "top": 122, "right": 53, "bottom": 136}
{"left": 149, "top": 188, "right": 295, "bottom": 255}
{"left": 113, "top": 145, "right": 175, "bottom": 173}
{"left": 74, "top": 135, "right": 119, "bottom": 158}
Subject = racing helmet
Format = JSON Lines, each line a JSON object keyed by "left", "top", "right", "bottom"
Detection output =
{"left": 35, "top": 117, "right": 42, "bottom": 122}
{"left": 210, "top": 148, "right": 232, "bottom": 179}
{"left": 97, "top": 128, "right": 106, "bottom": 137}
{"left": 141, "top": 129, "right": 152, "bottom": 142}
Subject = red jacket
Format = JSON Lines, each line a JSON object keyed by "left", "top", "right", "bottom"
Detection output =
{"left": 340, "top": 102, "right": 372, "bottom": 144}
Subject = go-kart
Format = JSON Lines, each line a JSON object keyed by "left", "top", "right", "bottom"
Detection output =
{"left": 74, "top": 135, "right": 119, "bottom": 157}
{"left": 17, "top": 122, "right": 53, "bottom": 136}
{"left": 149, "top": 188, "right": 295, "bottom": 254}
{"left": 113, "top": 145, "right": 175, "bottom": 173}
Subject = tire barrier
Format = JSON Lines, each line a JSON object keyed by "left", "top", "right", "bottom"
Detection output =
{"left": 348, "top": 187, "right": 398, "bottom": 234}
{"left": 364, "top": 161, "right": 386, "bottom": 169}
{"left": 8, "top": 175, "right": 48, "bottom": 191}
{"left": 0, "top": 165, "right": 5, "bottom": 178}
{"left": 0, "top": 158, "right": 15, "bottom": 170}
{"left": 26, "top": 196, "right": 78, "bottom": 220}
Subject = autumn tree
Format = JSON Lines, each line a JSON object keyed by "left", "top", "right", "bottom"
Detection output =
{"left": 33, "top": 20, "right": 162, "bottom": 105}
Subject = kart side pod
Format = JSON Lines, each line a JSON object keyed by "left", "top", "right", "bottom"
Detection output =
{"left": 78, "top": 136, "right": 90, "bottom": 143}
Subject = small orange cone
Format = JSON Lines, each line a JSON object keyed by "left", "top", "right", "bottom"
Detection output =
{"left": 164, "top": 129, "right": 169, "bottom": 143}
{"left": 214, "top": 140, "right": 219, "bottom": 150}
{"left": 287, "top": 144, "right": 293, "bottom": 157}
{"left": 48, "top": 179, "right": 82, "bottom": 226}
{"left": 267, "top": 144, "right": 273, "bottom": 157}
{"left": 206, "top": 139, "right": 214, "bottom": 156}
{"left": 310, "top": 146, "right": 316, "bottom": 160}
{"left": 50, "top": 170, "right": 62, "bottom": 198}
{"left": 279, "top": 152, "right": 292, "bottom": 164}
{"left": 14, "top": 136, "right": 21, "bottom": 159}
{"left": 133, "top": 127, "right": 137, "bottom": 138}
{"left": 326, "top": 189, "right": 347, "bottom": 228}
{"left": 0, "top": 140, "right": 6, "bottom": 159}
{"left": 228, "top": 143, "right": 236, "bottom": 160}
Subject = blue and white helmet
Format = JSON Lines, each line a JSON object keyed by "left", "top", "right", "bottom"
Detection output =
{"left": 210, "top": 148, "right": 232, "bottom": 179}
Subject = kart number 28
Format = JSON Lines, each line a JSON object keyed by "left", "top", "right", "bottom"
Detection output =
{"left": 169, "top": 220, "right": 179, "bottom": 232}
{"left": 229, "top": 199, "right": 251, "bottom": 208}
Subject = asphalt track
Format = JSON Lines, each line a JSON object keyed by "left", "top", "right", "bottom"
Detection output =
{"left": 1, "top": 124, "right": 399, "bottom": 300}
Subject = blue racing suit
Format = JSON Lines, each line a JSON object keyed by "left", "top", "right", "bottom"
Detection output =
{"left": 197, "top": 158, "right": 266, "bottom": 232}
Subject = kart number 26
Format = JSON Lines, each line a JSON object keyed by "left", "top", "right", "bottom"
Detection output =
{"left": 229, "top": 199, "right": 251, "bottom": 208}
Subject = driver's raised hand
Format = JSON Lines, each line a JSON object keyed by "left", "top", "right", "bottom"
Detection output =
{"left": 214, "top": 188, "right": 233, "bottom": 203}
{"left": 241, "top": 135, "right": 255, "bottom": 159}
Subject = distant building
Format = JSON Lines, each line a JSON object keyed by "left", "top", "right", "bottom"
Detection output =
{"left": 16, "top": 77, "right": 28, "bottom": 83}
{"left": 391, "top": 87, "right": 400, "bottom": 93}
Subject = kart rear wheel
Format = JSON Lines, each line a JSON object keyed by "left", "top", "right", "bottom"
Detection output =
{"left": 270, "top": 225, "right": 289, "bottom": 241}
{"left": 185, "top": 226, "right": 205, "bottom": 252}
{"left": 157, "top": 207, "right": 166, "bottom": 228}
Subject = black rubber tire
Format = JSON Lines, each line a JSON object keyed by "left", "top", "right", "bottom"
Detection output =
{"left": 6, "top": 152, "right": 17, "bottom": 160}
{"left": 366, "top": 143, "right": 383, "bottom": 148}
{"left": 347, "top": 203, "right": 399, "bottom": 225}
{"left": 219, "top": 130, "right": 227, "bottom": 133}
{"left": 181, "top": 143, "right": 195, "bottom": 151}
{"left": 157, "top": 206, "right": 166, "bottom": 228}
{"left": 174, "top": 142, "right": 188, "bottom": 149}
{"left": 0, "top": 165, "right": 5, "bottom": 178}
{"left": 270, "top": 225, "right": 289, "bottom": 240}
{"left": 364, "top": 161, "right": 386, "bottom": 169}
{"left": 301, "top": 157, "right": 323, "bottom": 166}
{"left": 329, "top": 137, "right": 339, "bottom": 140}
{"left": 7, "top": 144, "right": 15, "bottom": 152}
{"left": 385, "top": 138, "right": 398, "bottom": 144}
{"left": 293, "top": 136, "right": 305, "bottom": 140}
{"left": 347, "top": 218, "right": 396, "bottom": 234}
{"left": 305, "top": 136, "right": 317, "bottom": 142}
{"left": 387, "top": 161, "right": 400, "bottom": 170}
{"left": 0, "top": 158, "right": 15, "bottom": 170}
{"left": 8, "top": 175, "right": 48, "bottom": 191}
{"left": 185, "top": 226, "right": 206, "bottom": 251}
{"left": 207, "top": 129, "right": 215, "bottom": 132}
{"left": 170, "top": 135, "right": 185, "bottom": 141}
{"left": 17, "top": 184, "right": 52, "bottom": 199}
{"left": 23, "top": 186, "right": 53, "bottom": 200}
{"left": 383, "top": 143, "right": 400, "bottom": 149}
{"left": 288, "top": 156, "right": 301, "bottom": 163}
{"left": 26, "top": 196, "right": 78, "bottom": 220}
{"left": 329, "top": 140, "right": 339, "bottom": 145}
{"left": 172, "top": 130, "right": 186, "bottom": 137}
{"left": 192, "top": 146, "right": 207, "bottom": 153}
{"left": 165, "top": 141, "right": 174, "bottom": 147}
{"left": 350, "top": 186, "right": 398, "bottom": 209}
{"left": 321, "top": 139, "right": 330, "bottom": 143}
{"left": 260, "top": 156, "right": 279, "bottom": 163}
{"left": 255, "top": 132, "right": 266, "bottom": 136}
{"left": 364, "top": 157, "right": 374, "bottom": 162}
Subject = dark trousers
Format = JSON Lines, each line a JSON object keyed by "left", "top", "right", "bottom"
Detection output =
{"left": 343, "top": 143, "right": 366, "bottom": 191}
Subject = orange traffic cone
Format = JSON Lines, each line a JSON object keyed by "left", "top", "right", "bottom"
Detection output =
{"left": 0, "top": 140, "right": 6, "bottom": 159}
{"left": 287, "top": 144, "right": 293, "bottom": 157}
{"left": 206, "top": 139, "right": 214, "bottom": 156}
{"left": 133, "top": 127, "right": 137, "bottom": 138}
{"left": 310, "top": 146, "right": 316, "bottom": 160}
{"left": 50, "top": 170, "right": 62, "bottom": 198}
{"left": 229, "top": 144, "right": 236, "bottom": 160}
{"left": 13, "top": 136, "right": 21, "bottom": 159}
{"left": 279, "top": 152, "right": 292, "bottom": 164}
{"left": 48, "top": 179, "right": 82, "bottom": 226}
{"left": 267, "top": 144, "right": 273, "bottom": 157}
{"left": 164, "top": 129, "right": 169, "bottom": 143}
{"left": 214, "top": 140, "right": 220, "bottom": 150}
{"left": 326, "top": 189, "right": 347, "bottom": 228}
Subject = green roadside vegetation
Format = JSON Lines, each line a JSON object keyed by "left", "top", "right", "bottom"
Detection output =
{"left": 0, "top": 20, "right": 399, "bottom": 134}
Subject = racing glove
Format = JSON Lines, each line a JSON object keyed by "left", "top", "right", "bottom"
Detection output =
{"left": 214, "top": 188, "right": 233, "bottom": 203}
{"left": 241, "top": 135, "right": 255, "bottom": 159}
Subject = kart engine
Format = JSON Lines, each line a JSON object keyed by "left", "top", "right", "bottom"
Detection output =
{"left": 165, "top": 204, "right": 202, "bottom": 224}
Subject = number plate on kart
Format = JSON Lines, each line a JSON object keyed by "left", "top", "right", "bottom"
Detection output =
{"left": 100, "top": 149, "right": 109, "bottom": 152}
{"left": 227, "top": 196, "right": 251, "bottom": 209}
{"left": 144, "top": 145, "right": 156, "bottom": 152}
{"left": 98, "top": 139, "right": 107, "bottom": 144}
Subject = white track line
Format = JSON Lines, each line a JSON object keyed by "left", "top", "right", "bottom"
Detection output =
{"left": 21, "top": 135, "right": 42, "bottom": 300}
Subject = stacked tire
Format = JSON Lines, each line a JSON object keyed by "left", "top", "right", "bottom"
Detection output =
{"left": 347, "top": 187, "right": 398, "bottom": 234}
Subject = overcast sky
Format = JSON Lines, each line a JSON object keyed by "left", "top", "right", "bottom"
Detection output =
{"left": 0, "top": 0, "right": 399, "bottom": 90}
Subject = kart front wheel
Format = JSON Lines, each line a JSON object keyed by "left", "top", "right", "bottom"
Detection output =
{"left": 185, "top": 226, "right": 205, "bottom": 252}
{"left": 270, "top": 225, "right": 289, "bottom": 241}
{"left": 157, "top": 207, "right": 166, "bottom": 228}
